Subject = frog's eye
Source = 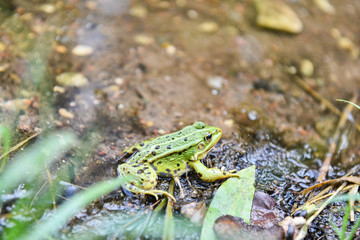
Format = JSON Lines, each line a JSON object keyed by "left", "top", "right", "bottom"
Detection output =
{"left": 197, "top": 143, "right": 205, "bottom": 150}
{"left": 204, "top": 133, "right": 212, "bottom": 142}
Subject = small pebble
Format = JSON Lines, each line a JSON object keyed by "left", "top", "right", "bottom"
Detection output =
{"left": 85, "top": 1, "right": 97, "bottom": 10}
{"left": 300, "top": 59, "right": 314, "bottom": 77}
{"left": 187, "top": 9, "right": 198, "bottom": 19}
{"left": 53, "top": 85, "right": 65, "bottom": 93}
{"left": 248, "top": 110, "right": 258, "bottom": 121}
{"left": 224, "top": 119, "right": 234, "bottom": 127}
{"left": 314, "top": 0, "right": 335, "bottom": 14}
{"left": 0, "top": 63, "right": 10, "bottom": 72}
{"left": 181, "top": 202, "right": 206, "bottom": 225}
{"left": 198, "top": 21, "right": 218, "bottom": 33}
{"left": 207, "top": 76, "right": 224, "bottom": 90}
{"left": 134, "top": 34, "right": 154, "bottom": 45}
{"left": 163, "top": 43, "right": 176, "bottom": 55}
{"left": 72, "top": 45, "right": 94, "bottom": 56}
{"left": 0, "top": 42, "right": 6, "bottom": 52}
{"left": 114, "top": 77, "right": 124, "bottom": 85}
{"left": 58, "top": 108, "right": 74, "bottom": 119}
{"left": 129, "top": 5, "right": 148, "bottom": 18}
{"left": 56, "top": 72, "right": 88, "bottom": 87}
{"left": 55, "top": 45, "right": 68, "bottom": 53}
{"left": 38, "top": 4, "right": 56, "bottom": 14}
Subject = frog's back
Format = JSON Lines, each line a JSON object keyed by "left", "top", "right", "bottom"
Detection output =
{"left": 126, "top": 122, "right": 212, "bottom": 164}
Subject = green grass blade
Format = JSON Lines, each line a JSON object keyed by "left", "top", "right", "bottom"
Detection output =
{"left": 347, "top": 214, "right": 360, "bottom": 240}
{"left": 0, "top": 131, "right": 76, "bottom": 193}
{"left": 19, "top": 176, "right": 130, "bottom": 240}
{"left": 0, "top": 125, "right": 11, "bottom": 173}
{"left": 336, "top": 99, "right": 360, "bottom": 110}
{"left": 340, "top": 203, "right": 351, "bottom": 239}
{"left": 329, "top": 218, "right": 343, "bottom": 239}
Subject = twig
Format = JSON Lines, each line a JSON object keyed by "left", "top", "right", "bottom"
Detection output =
{"left": 294, "top": 76, "right": 360, "bottom": 132}
{"left": 0, "top": 131, "right": 42, "bottom": 160}
{"left": 316, "top": 93, "right": 358, "bottom": 182}
{"left": 296, "top": 182, "right": 347, "bottom": 240}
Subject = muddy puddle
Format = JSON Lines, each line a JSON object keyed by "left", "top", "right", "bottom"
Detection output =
{"left": 1, "top": 0, "right": 360, "bottom": 239}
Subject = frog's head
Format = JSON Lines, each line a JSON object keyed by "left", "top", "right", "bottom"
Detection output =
{"left": 192, "top": 122, "right": 222, "bottom": 160}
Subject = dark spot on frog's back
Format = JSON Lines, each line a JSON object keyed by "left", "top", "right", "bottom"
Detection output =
{"left": 157, "top": 161, "right": 162, "bottom": 165}
{"left": 137, "top": 169, "right": 144, "bottom": 174}
{"left": 167, "top": 145, "right": 171, "bottom": 149}
{"left": 140, "top": 142, "right": 145, "bottom": 147}
{"left": 177, "top": 163, "right": 180, "bottom": 167}
{"left": 155, "top": 145, "right": 160, "bottom": 149}
{"left": 166, "top": 168, "right": 171, "bottom": 173}
{"left": 198, "top": 173, "right": 203, "bottom": 178}
{"left": 184, "top": 137, "right": 188, "bottom": 141}
{"left": 152, "top": 151, "right": 156, "bottom": 156}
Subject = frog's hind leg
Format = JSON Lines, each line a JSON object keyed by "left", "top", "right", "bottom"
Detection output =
{"left": 117, "top": 163, "right": 176, "bottom": 202}
{"left": 188, "top": 161, "right": 240, "bottom": 182}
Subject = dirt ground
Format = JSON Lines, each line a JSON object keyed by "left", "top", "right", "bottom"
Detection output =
{"left": 1, "top": 0, "right": 360, "bottom": 239}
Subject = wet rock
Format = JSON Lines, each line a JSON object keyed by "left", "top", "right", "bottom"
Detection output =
{"left": 72, "top": 45, "right": 94, "bottom": 56}
{"left": 198, "top": 21, "right": 219, "bottom": 33}
{"left": 254, "top": 0, "right": 303, "bottom": 34}
{"left": 181, "top": 202, "right": 206, "bottom": 225}
{"left": 18, "top": 115, "right": 38, "bottom": 133}
{"left": 56, "top": 72, "right": 88, "bottom": 87}
{"left": 251, "top": 192, "right": 280, "bottom": 228}
{"left": 214, "top": 215, "right": 284, "bottom": 240}
{"left": 58, "top": 108, "right": 74, "bottom": 119}
{"left": 300, "top": 59, "right": 314, "bottom": 77}
{"left": 280, "top": 216, "right": 306, "bottom": 240}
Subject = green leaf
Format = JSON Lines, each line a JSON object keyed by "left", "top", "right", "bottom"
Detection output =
{"left": 200, "top": 165, "right": 256, "bottom": 240}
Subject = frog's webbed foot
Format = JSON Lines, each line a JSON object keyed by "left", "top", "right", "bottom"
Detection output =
{"left": 174, "top": 177, "right": 185, "bottom": 199}
{"left": 148, "top": 190, "right": 176, "bottom": 202}
{"left": 123, "top": 183, "right": 176, "bottom": 202}
{"left": 225, "top": 168, "right": 241, "bottom": 178}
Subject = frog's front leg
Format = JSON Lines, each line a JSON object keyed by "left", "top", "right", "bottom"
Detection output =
{"left": 117, "top": 162, "right": 176, "bottom": 202}
{"left": 188, "top": 161, "right": 240, "bottom": 182}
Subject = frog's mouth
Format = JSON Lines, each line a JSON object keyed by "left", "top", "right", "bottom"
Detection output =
{"left": 195, "top": 128, "right": 222, "bottom": 160}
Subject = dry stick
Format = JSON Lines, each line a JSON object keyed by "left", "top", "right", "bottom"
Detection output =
{"left": 0, "top": 131, "right": 42, "bottom": 160}
{"left": 294, "top": 76, "right": 360, "bottom": 132}
{"left": 295, "top": 182, "right": 347, "bottom": 240}
{"left": 316, "top": 93, "right": 357, "bottom": 182}
{"left": 349, "top": 185, "right": 359, "bottom": 222}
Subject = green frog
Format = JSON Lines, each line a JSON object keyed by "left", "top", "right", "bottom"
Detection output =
{"left": 117, "top": 121, "right": 239, "bottom": 202}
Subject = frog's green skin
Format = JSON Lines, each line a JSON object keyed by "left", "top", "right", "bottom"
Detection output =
{"left": 117, "top": 121, "right": 239, "bottom": 202}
